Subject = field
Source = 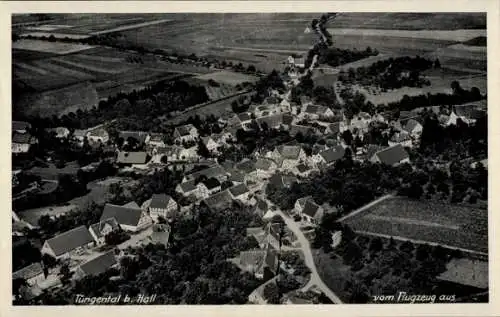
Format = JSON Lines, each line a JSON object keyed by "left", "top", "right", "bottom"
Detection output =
{"left": 194, "top": 70, "right": 259, "bottom": 85}
{"left": 342, "top": 197, "right": 488, "bottom": 253}
{"left": 12, "top": 39, "right": 94, "bottom": 54}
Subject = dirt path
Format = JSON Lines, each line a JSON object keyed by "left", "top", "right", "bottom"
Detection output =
{"left": 337, "top": 194, "right": 394, "bottom": 222}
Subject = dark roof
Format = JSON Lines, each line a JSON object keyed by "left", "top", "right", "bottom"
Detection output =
{"left": 402, "top": 119, "right": 422, "bottom": 133}
{"left": 203, "top": 177, "right": 221, "bottom": 190}
{"left": 148, "top": 133, "right": 164, "bottom": 142}
{"left": 296, "top": 163, "right": 311, "bottom": 173}
{"left": 12, "top": 121, "right": 31, "bottom": 132}
{"left": 185, "top": 165, "right": 226, "bottom": 181}
{"left": 178, "top": 180, "right": 197, "bottom": 192}
{"left": 269, "top": 174, "right": 285, "bottom": 188}
{"left": 101, "top": 203, "right": 144, "bottom": 227}
{"left": 119, "top": 131, "right": 149, "bottom": 143}
{"left": 319, "top": 146, "right": 345, "bottom": 163}
{"left": 174, "top": 124, "right": 196, "bottom": 137}
{"left": 117, "top": 151, "right": 147, "bottom": 164}
{"left": 290, "top": 124, "right": 314, "bottom": 136}
{"left": 282, "top": 113, "right": 294, "bottom": 125}
{"left": 305, "top": 105, "right": 319, "bottom": 114}
{"left": 229, "top": 183, "right": 249, "bottom": 197}
{"left": 89, "top": 218, "right": 120, "bottom": 239}
{"left": 374, "top": 144, "right": 410, "bottom": 166}
{"left": 256, "top": 198, "right": 268, "bottom": 211}
{"left": 203, "top": 190, "right": 233, "bottom": 212}
{"left": 454, "top": 106, "right": 486, "bottom": 120}
{"left": 236, "top": 159, "right": 257, "bottom": 173}
{"left": 12, "top": 132, "right": 36, "bottom": 144}
{"left": 237, "top": 112, "right": 251, "bottom": 122}
{"left": 45, "top": 225, "right": 94, "bottom": 256}
{"left": 329, "top": 122, "right": 341, "bottom": 134}
{"left": 149, "top": 194, "right": 174, "bottom": 209}
{"left": 228, "top": 168, "right": 245, "bottom": 183}
{"left": 255, "top": 158, "right": 274, "bottom": 170}
{"left": 13, "top": 262, "right": 43, "bottom": 280}
{"left": 256, "top": 114, "right": 283, "bottom": 129}
{"left": 302, "top": 200, "right": 320, "bottom": 218}
{"left": 79, "top": 250, "right": 117, "bottom": 276}
{"left": 277, "top": 145, "right": 302, "bottom": 160}
{"left": 150, "top": 224, "right": 171, "bottom": 244}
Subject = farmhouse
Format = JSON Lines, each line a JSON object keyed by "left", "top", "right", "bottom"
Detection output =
{"left": 173, "top": 124, "right": 199, "bottom": 142}
{"left": 293, "top": 163, "right": 315, "bottom": 177}
{"left": 229, "top": 183, "right": 251, "bottom": 202}
{"left": 237, "top": 246, "right": 279, "bottom": 280}
{"left": 116, "top": 151, "right": 149, "bottom": 168}
{"left": 119, "top": 131, "right": 150, "bottom": 145}
{"left": 289, "top": 124, "right": 316, "bottom": 137}
{"left": 89, "top": 217, "right": 121, "bottom": 245}
{"left": 175, "top": 180, "right": 199, "bottom": 198}
{"left": 446, "top": 105, "right": 486, "bottom": 126}
{"left": 370, "top": 144, "right": 410, "bottom": 166}
{"left": 147, "top": 194, "right": 178, "bottom": 222}
{"left": 12, "top": 262, "right": 45, "bottom": 286}
{"left": 270, "top": 145, "right": 307, "bottom": 170}
{"left": 41, "top": 225, "right": 95, "bottom": 260}
{"left": 149, "top": 223, "right": 171, "bottom": 246}
{"left": 201, "top": 136, "right": 219, "bottom": 153}
{"left": 295, "top": 197, "right": 324, "bottom": 225}
{"left": 12, "top": 121, "right": 31, "bottom": 134}
{"left": 255, "top": 157, "right": 278, "bottom": 177}
{"left": 74, "top": 250, "right": 118, "bottom": 280}
{"left": 401, "top": 119, "right": 423, "bottom": 136}
{"left": 202, "top": 189, "right": 234, "bottom": 212}
{"left": 73, "top": 129, "right": 87, "bottom": 145}
{"left": 87, "top": 126, "right": 110, "bottom": 144}
{"left": 256, "top": 113, "right": 284, "bottom": 130}
{"left": 183, "top": 165, "right": 227, "bottom": 183}
{"left": 12, "top": 132, "right": 37, "bottom": 154}
{"left": 349, "top": 112, "right": 372, "bottom": 132}
{"left": 303, "top": 105, "right": 335, "bottom": 120}
{"left": 202, "top": 177, "right": 222, "bottom": 195}
{"left": 150, "top": 146, "right": 182, "bottom": 163}
{"left": 388, "top": 132, "right": 413, "bottom": 148}
{"left": 268, "top": 173, "right": 298, "bottom": 190}
{"left": 146, "top": 133, "right": 166, "bottom": 148}
{"left": 101, "top": 203, "right": 153, "bottom": 232}
{"left": 313, "top": 146, "right": 345, "bottom": 166}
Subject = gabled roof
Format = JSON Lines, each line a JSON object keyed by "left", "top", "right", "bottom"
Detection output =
{"left": 305, "top": 105, "right": 319, "bottom": 114}
{"left": 73, "top": 129, "right": 87, "bottom": 137}
{"left": 123, "top": 201, "right": 140, "bottom": 208}
{"left": 117, "top": 151, "right": 148, "bottom": 164}
{"left": 290, "top": 124, "right": 315, "bottom": 136}
{"left": 202, "top": 190, "right": 233, "bottom": 212}
{"left": 402, "top": 119, "right": 422, "bottom": 133}
{"left": 296, "top": 163, "right": 311, "bottom": 173}
{"left": 178, "top": 180, "right": 197, "bottom": 193}
{"left": 88, "top": 127, "right": 108, "bottom": 137}
{"left": 45, "top": 225, "right": 94, "bottom": 256}
{"left": 101, "top": 203, "right": 144, "bottom": 227}
{"left": 78, "top": 250, "right": 117, "bottom": 276}
{"left": 150, "top": 223, "right": 171, "bottom": 244}
{"left": 373, "top": 144, "right": 410, "bottom": 166}
{"left": 174, "top": 124, "right": 197, "bottom": 136}
{"left": 119, "top": 131, "right": 149, "bottom": 143}
{"left": 13, "top": 262, "right": 43, "bottom": 280}
{"left": 236, "top": 159, "right": 257, "bottom": 173}
{"left": 277, "top": 145, "right": 303, "bottom": 160}
{"left": 148, "top": 133, "right": 164, "bottom": 143}
{"left": 149, "top": 194, "right": 175, "bottom": 209}
{"left": 229, "top": 183, "right": 249, "bottom": 197}
{"left": 185, "top": 165, "right": 226, "bottom": 181}
{"left": 12, "top": 121, "right": 31, "bottom": 132}
{"left": 237, "top": 112, "right": 252, "bottom": 122}
{"left": 282, "top": 113, "right": 294, "bottom": 125}
{"left": 454, "top": 106, "right": 486, "bottom": 120}
{"left": 256, "top": 113, "right": 283, "bottom": 129}
{"left": 390, "top": 132, "right": 411, "bottom": 143}
{"left": 329, "top": 122, "right": 341, "bottom": 134}
{"left": 203, "top": 177, "right": 221, "bottom": 190}
{"left": 302, "top": 200, "right": 321, "bottom": 218}
{"left": 89, "top": 217, "right": 120, "bottom": 239}
{"left": 319, "top": 146, "right": 345, "bottom": 163}
{"left": 255, "top": 157, "right": 274, "bottom": 171}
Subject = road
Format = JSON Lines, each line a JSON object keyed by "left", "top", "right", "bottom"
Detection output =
{"left": 337, "top": 193, "right": 394, "bottom": 222}
{"left": 264, "top": 199, "right": 343, "bottom": 304}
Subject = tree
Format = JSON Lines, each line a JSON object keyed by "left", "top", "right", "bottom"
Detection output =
{"left": 342, "top": 130, "right": 354, "bottom": 146}
{"left": 197, "top": 139, "right": 211, "bottom": 158}
{"left": 42, "top": 254, "right": 58, "bottom": 269}
{"left": 247, "top": 65, "right": 256, "bottom": 73}
{"left": 105, "top": 229, "right": 130, "bottom": 245}
{"left": 434, "top": 58, "right": 441, "bottom": 69}
{"left": 263, "top": 282, "right": 281, "bottom": 304}
{"left": 59, "top": 264, "right": 73, "bottom": 285}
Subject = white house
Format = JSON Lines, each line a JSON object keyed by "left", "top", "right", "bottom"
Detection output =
{"left": 388, "top": 132, "right": 413, "bottom": 148}
{"left": 174, "top": 124, "right": 199, "bottom": 142}
{"left": 349, "top": 112, "right": 372, "bottom": 132}
{"left": 49, "top": 127, "right": 70, "bottom": 139}
{"left": 87, "top": 126, "right": 109, "bottom": 144}
{"left": 146, "top": 133, "right": 166, "bottom": 148}
{"left": 401, "top": 119, "right": 423, "bottom": 137}
{"left": 41, "top": 225, "right": 95, "bottom": 260}
{"left": 100, "top": 203, "right": 153, "bottom": 232}
{"left": 116, "top": 151, "right": 149, "bottom": 169}
{"left": 12, "top": 132, "right": 37, "bottom": 154}
{"left": 294, "top": 197, "right": 324, "bottom": 225}
{"left": 445, "top": 106, "right": 486, "bottom": 126}
{"left": 201, "top": 136, "right": 219, "bottom": 153}
{"left": 89, "top": 217, "right": 121, "bottom": 245}
{"left": 269, "top": 145, "right": 307, "bottom": 170}
{"left": 147, "top": 194, "right": 178, "bottom": 222}
{"left": 229, "top": 183, "right": 251, "bottom": 203}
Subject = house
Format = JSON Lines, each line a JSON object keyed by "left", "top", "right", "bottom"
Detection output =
{"left": 201, "top": 136, "right": 219, "bottom": 153}
{"left": 271, "top": 145, "right": 307, "bottom": 170}
{"left": 202, "top": 177, "right": 222, "bottom": 195}
{"left": 41, "top": 226, "right": 95, "bottom": 260}
{"left": 12, "top": 121, "right": 31, "bottom": 134}
{"left": 437, "top": 258, "right": 488, "bottom": 290}
{"left": 255, "top": 157, "right": 278, "bottom": 177}
{"left": 150, "top": 146, "right": 182, "bottom": 163}
{"left": 235, "top": 159, "right": 259, "bottom": 181}
{"left": 146, "top": 133, "right": 166, "bottom": 148}
{"left": 12, "top": 132, "right": 37, "bottom": 154}
{"left": 101, "top": 203, "right": 153, "bottom": 232}
{"left": 238, "top": 245, "right": 279, "bottom": 280}
{"left": 116, "top": 151, "right": 149, "bottom": 168}
{"left": 303, "top": 105, "right": 335, "bottom": 120}
{"left": 328, "top": 122, "right": 347, "bottom": 135}
{"left": 119, "top": 131, "right": 150, "bottom": 145}
{"left": 147, "top": 194, "right": 178, "bottom": 222}
{"left": 289, "top": 124, "right": 316, "bottom": 137}
{"left": 471, "top": 159, "right": 488, "bottom": 170}
{"left": 175, "top": 180, "right": 200, "bottom": 198}
{"left": 331, "top": 230, "right": 342, "bottom": 248}
{"left": 268, "top": 173, "right": 298, "bottom": 190}
{"left": 388, "top": 132, "right": 413, "bottom": 148}
{"left": 401, "top": 119, "right": 423, "bottom": 136}
{"left": 179, "top": 146, "right": 199, "bottom": 161}
{"left": 294, "top": 163, "right": 315, "bottom": 177}
{"left": 229, "top": 183, "right": 251, "bottom": 202}
{"left": 74, "top": 250, "right": 118, "bottom": 280}
{"left": 73, "top": 129, "right": 87, "bottom": 145}
{"left": 183, "top": 165, "right": 227, "bottom": 183}
{"left": 87, "top": 126, "right": 109, "bottom": 144}
{"left": 284, "top": 294, "right": 314, "bottom": 305}
{"left": 313, "top": 146, "right": 345, "bottom": 166}
{"left": 89, "top": 217, "right": 121, "bottom": 245}
{"left": 202, "top": 189, "right": 234, "bottom": 212}
{"left": 295, "top": 197, "right": 324, "bottom": 225}
{"left": 349, "top": 112, "right": 372, "bottom": 132}
{"left": 174, "top": 124, "right": 198, "bottom": 142}
{"left": 370, "top": 144, "right": 410, "bottom": 166}
{"left": 12, "top": 263, "right": 45, "bottom": 286}
{"left": 49, "top": 127, "right": 70, "bottom": 139}
{"left": 248, "top": 276, "right": 279, "bottom": 304}
{"left": 254, "top": 198, "right": 269, "bottom": 218}
{"left": 148, "top": 223, "right": 171, "bottom": 246}
{"left": 256, "top": 113, "right": 284, "bottom": 130}
{"left": 446, "top": 105, "right": 486, "bottom": 126}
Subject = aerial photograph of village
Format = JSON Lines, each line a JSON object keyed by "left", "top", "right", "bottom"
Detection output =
{"left": 11, "top": 13, "right": 487, "bottom": 305}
